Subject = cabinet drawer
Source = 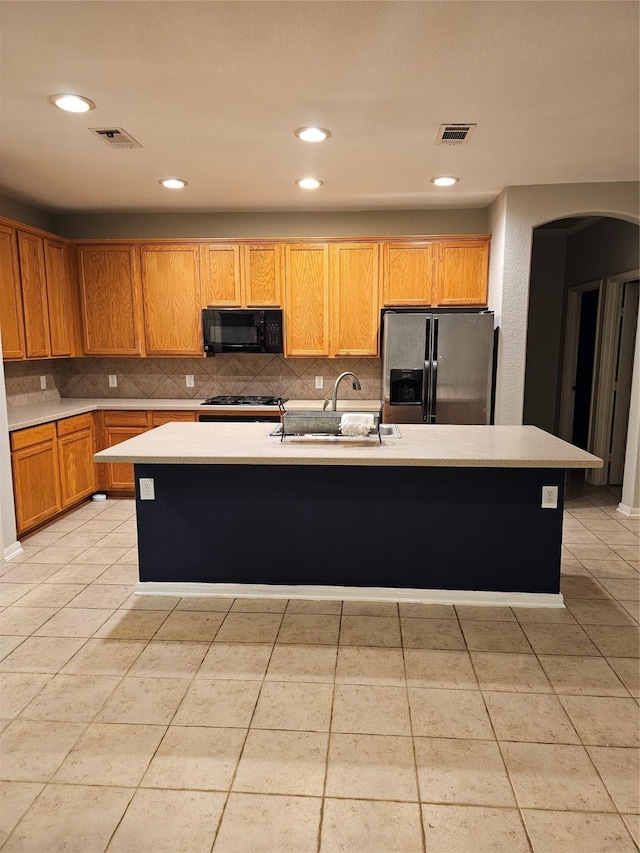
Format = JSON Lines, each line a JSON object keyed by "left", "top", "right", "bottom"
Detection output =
{"left": 149, "top": 411, "right": 197, "bottom": 428}
{"left": 102, "top": 410, "right": 149, "bottom": 427}
{"left": 56, "top": 413, "right": 94, "bottom": 437}
{"left": 10, "top": 422, "right": 56, "bottom": 451}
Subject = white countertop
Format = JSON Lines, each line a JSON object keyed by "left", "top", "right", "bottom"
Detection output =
{"left": 6, "top": 398, "right": 381, "bottom": 430}
{"left": 94, "top": 422, "right": 602, "bottom": 469}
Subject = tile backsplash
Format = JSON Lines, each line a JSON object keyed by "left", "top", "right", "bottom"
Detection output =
{"left": 3, "top": 360, "right": 63, "bottom": 406}
{"left": 4, "top": 356, "right": 382, "bottom": 405}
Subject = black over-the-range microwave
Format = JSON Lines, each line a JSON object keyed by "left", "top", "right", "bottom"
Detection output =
{"left": 202, "top": 308, "right": 284, "bottom": 355}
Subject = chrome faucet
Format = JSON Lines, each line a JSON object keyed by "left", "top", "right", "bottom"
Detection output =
{"left": 328, "top": 371, "right": 362, "bottom": 411}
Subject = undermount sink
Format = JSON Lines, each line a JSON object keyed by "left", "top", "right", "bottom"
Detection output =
{"left": 268, "top": 423, "right": 402, "bottom": 440}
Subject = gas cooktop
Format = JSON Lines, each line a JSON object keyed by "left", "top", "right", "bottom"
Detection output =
{"left": 201, "top": 395, "right": 285, "bottom": 406}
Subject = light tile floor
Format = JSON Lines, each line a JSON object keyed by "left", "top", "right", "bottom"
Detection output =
{"left": 0, "top": 479, "right": 638, "bottom": 852}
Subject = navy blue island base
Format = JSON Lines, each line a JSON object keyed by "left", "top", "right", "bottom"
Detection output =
{"left": 133, "top": 462, "right": 565, "bottom": 595}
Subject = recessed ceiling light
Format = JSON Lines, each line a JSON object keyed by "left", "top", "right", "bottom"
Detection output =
{"left": 294, "top": 127, "right": 331, "bottom": 142}
{"left": 296, "top": 178, "right": 323, "bottom": 189}
{"left": 48, "top": 93, "right": 96, "bottom": 113}
{"left": 160, "top": 178, "right": 188, "bottom": 189}
{"left": 430, "top": 176, "right": 459, "bottom": 187}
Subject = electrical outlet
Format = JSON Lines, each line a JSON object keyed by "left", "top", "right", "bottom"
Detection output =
{"left": 39, "top": 375, "right": 47, "bottom": 390}
{"left": 139, "top": 477, "right": 155, "bottom": 500}
{"left": 541, "top": 485, "right": 558, "bottom": 509}
{"left": 315, "top": 376, "right": 324, "bottom": 390}
{"left": 108, "top": 375, "right": 118, "bottom": 388}
{"left": 185, "top": 375, "right": 194, "bottom": 388}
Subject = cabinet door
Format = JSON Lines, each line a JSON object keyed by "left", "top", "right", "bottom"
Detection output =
{"left": 11, "top": 427, "right": 61, "bottom": 534}
{"left": 102, "top": 426, "right": 148, "bottom": 492}
{"left": 140, "top": 245, "right": 202, "bottom": 355}
{"left": 330, "top": 243, "right": 380, "bottom": 357}
{"left": 78, "top": 246, "right": 144, "bottom": 355}
{"left": 381, "top": 242, "right": 439, "bottom": 306}
{"left": 284, "top": 244, "right": 330, "bottom": 357}
{"left": 17, "top": 232, "right": 51, "bottom": 358}
{"left": 200, "top": 244, "right": 242, "bottom": 306}
{"left": 0, "top": 224, "right": 25, "bottom": 359}
{"left": 436, "top": 240, "right": 489, "bottom": 306}
{"left": 44, "top": 239, "right": 74, "bottom": 357}
{"left": 58, "top": 425, "right": 97, "bottom": 508}
{"left": 241, "top": 245, "right": 283, "bottom": 307}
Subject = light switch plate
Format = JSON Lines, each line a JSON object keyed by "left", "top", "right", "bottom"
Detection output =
{"left": 315, "top": 376, "right": 324, "bottom": 390}
{"left": 186, "top": 375, "right": 194, "bottom": 388}
{"left": 39, "top": 375, "right": 47, "bottom": 390}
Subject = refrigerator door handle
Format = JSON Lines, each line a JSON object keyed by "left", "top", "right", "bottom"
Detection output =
{"left": 430, "top": 317, "right": 439, "bottom": 423}
{"left": 423, "top": 317, "right": 432, "bottom": 422}
{"left": 423, "top": 359, "right": 431, "bottom": 422}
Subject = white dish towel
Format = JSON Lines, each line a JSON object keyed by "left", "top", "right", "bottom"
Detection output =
{"left": 339, "top": 413, "right": 376, "bottom": 436}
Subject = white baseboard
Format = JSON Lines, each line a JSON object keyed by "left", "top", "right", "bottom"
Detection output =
{"left": 617, "top": 502, "right": 640, "bottom": 518}
{"left": 3, "top": 542, "right": 24, "bottom": 561}
{"left": 135, "top": 581, "right": 564, "bottom": 609}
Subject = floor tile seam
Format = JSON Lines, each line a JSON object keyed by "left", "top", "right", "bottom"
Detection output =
{"left": 206, "top": 638, "right": 280, "bottom": 853}
{"left": 516, "top": 736, "right": 621, "bottom": 816}
{"left": 317, "top": 607, "right": 347, "bottom": 853}
{"left": 16, "top": 671, "right": 127, "bottom": 725}
{"left": 0, "top": 779, "right": 55, "bottom": 852}
{"left": 498, "top": 739, "right": 616, "bottom": 824}
{"left": 400, "top": 637, "right": 436, "bottom": 853}
{"left": 582, "top": 744, "right": 640, "bottom": 818}
{"left": 0, "top": 635, "right": 29, "bottom": 663}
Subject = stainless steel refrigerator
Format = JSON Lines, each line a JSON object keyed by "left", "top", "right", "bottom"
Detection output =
{"left": 382, "top": 310, "right": 495, "bottom": 424}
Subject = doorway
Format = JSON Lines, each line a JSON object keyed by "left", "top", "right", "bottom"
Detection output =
{"left": 559, "top": 274, "right": 639, "bottom": 485}
{"left": 572, "top": 287, "right": 600, "bottom": 449}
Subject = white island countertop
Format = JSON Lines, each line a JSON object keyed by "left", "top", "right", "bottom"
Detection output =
{"left": 94, "top": 422, "right": 602, "bottom": 469}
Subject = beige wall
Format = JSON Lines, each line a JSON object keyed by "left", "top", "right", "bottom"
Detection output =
{"left": 523, "top": 231, "right": 568, "bottom": 433}
{"left": 566, "top": 217, "right": 639, "bottom": 285}
{"left": 0, "top": 194, "right": 54, "bottom": 233}
{"left": 51, "top": 208, "right": 488, "bottom": 240}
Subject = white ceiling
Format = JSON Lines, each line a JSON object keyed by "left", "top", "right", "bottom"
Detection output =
{"left": 0, "top": 1, "right": 638, "bottom": 215}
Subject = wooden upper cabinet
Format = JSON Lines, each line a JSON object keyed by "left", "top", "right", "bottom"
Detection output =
{"left": 241, "top": 244, "right": 283, "bottom": 306}
{"left": 140, "top": 245, "right": 202, "bottom": 356}
{"left": 200, "top": 244, "right": 242, "bottom": 307}
{"left": 201, "top": 243, "right": 283, "bottom": 308}
{"left": 78, "top": 245, "right": 144, "bottom": 355}
{"left": 330, "top": 243, "right": 380, "bottom": 357}
{"left": 284, "top": 244, "right": 330, "bottom": 357}
{"left": 43, "top": 239, "right": 74, "bottom": 357}
{"left": 436, "top": 240, "right": 489, "bottom": 306}
{"left": 381, "top": 242, "right": 440, "bottom": 306}
{"left": 17, "top": 231, "right": 51, "bottom": 358}
{"left": 0, "top": 224, "right": 25, "bottom": 360}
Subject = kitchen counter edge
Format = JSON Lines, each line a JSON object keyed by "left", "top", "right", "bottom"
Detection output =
{"left": 6, "top": 398, "right": 382, "bottom": 431}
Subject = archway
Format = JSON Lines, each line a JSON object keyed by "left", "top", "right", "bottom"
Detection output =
{"left": 523, "top": 215, "right": 639, "bottom": 498}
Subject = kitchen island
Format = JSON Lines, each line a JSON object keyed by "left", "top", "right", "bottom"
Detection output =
{"left": 95, "top": 423, "right": 602, "bottom": 607}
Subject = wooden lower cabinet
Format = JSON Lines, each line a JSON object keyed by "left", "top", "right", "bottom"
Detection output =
{"left": 10, "top": 423, "right": 62, "bottom": 535}
{"left": 100, "top": 410, "right": 197, "bottom": 492}
{"left": 100, "top": 411, "right": 149, "bottom": 493}
{"left": 57, "top": 414, "right": 97, "bottom": 508}
{"left": 11, "top": 415, "right": 98, "bottom": 535}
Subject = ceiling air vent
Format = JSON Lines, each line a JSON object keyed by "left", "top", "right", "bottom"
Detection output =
{"left": 89, "top": 127, "right": 142, "bottom": 149}
{"left": 436, "top": 124, "right": 476, "bottom": 145}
